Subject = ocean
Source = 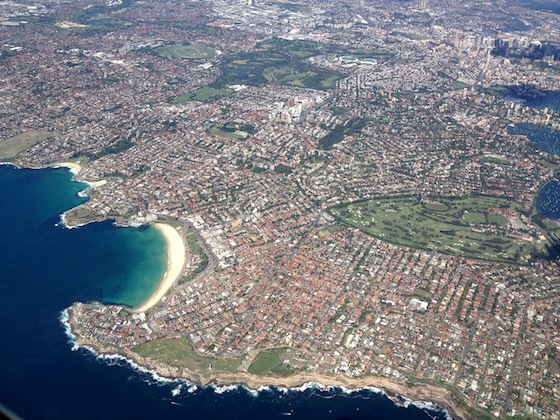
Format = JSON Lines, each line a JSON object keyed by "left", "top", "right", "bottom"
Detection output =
{"left": 0, "top": 163, "right": 448, "bottom": 419}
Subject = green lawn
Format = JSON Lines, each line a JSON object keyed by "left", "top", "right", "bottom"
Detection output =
{"left": 549, "top": 358, "right": 560, "bottom": 374}
{"left": 209, "top": 128, "right": 246, "bottom": 140}
{"left": 154, "top": 44, "right": 218, "bottom": 59}
{"left": 424, "top": 203, "right": 449, "bottom": 212}
{"left": 322, "top": 75, "right": 340, "bottom": 88}
{"left": 328, "top": 196, "right": 535, "bottom": 264}
{"left": 487, "top": 214, "right": 508, "bottom": 227}
{"left": 454, "top": 81, "right": 471, "bottom": 89}
{"left": 181, "top": 226, "right": 208, "bottom": 283}
{"left": 413, "top": 288, "right": 434, "bottom": 300}
{"left": 211, "top": 41, "right": 343, "bottom": 91}
{"left": 0, "top": 131, "right": 56, "bottom": 160}
{"left": 133, "top": 337, "right": 242, "bottom": 373}
{"left": 247, "top": 348, "right": 293, "bottom": 376}
{"left": 170, "top": 88, "right": 233, "bottom": 104}
{"left": 463, "top": 212, "right": 487, "bottom": 224}
{"left": 484, "top": 85, "right": 509, "bottom": 96}
{"left": 541, "top": 218, "right": 560, "bottom": 232}
{"left": 158, "top": 219, "right": 184, "bottom": 228}
{"left": 169, "top": 94, "right": 191, "bottom": 104}
{"left": 481, "top": 156, "right": 510, "bottom": 165}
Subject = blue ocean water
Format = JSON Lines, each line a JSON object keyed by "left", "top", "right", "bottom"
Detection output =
{"left": 507, "top": 123, "right": 560, "bottom": 155}
{"left": 500, "top": 90, "right": 560, "bottom": 111}
{"left": 537, "top": 179, "right": 560, "bottom": 219}
{"left": 0, "top": 164, "right": 447, "bottom": 419}
{"left": 506, "top": 123, "right": 560, "bottom": 220}
{"left": 504, "top": 17, "right": 531, "bottom": 32}
{"left": 515, "top": 0, "right": 560, "bottom": 13}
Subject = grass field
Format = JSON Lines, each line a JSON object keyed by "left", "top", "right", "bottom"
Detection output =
{"left": 541, "top": 218, "right": 560, "bottom": 233}
{"left": 153, "top": 44, "right": 218, "bottom": 60}
{"left": 164, "top": 38, "right": 390, "bottom": 103}
{"left": 480, "top": 155, "right": 510, "bottom": 165}
{"left": 550, "top": 358, "right": 560, "bottom": 374}
{"left": 170, "top": 87, "right": 233, "bottom": 104}
{"left": 0, "top": 131, "right": 56, "bottom": 160}
{"left": 181, "top": 226, "right": 209, "bottom": 283}
{"left": 220, "top": 53, "right": 339, "bottom": 90}
{"left": 484, "top": 85, "right": 509, "bottom": 97}
{"left": 165, "top": 37, "right": 390, "bottom": 102}
{"left": 328, "top": 196, "right": 535, "bottom": 264}
{"left": 247, "top": 348, "right": 293, "bottom": 376}
{"left": 210, "top": 39, "right": 344, "bottom": 91}
{"left": 259, "top": 38, "right": 393, "bottom": 61}
{"left": 209, "top": 128, "right": 246, "bottom": 140}
{"left": 133, "top": 337, "right": 243, "bottom": 374}
{"left": 454, "top": 81, "right": 471, "bottom": 89}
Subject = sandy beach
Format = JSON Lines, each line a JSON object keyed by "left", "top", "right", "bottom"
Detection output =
{"left": 134, "top": 223, "right": 186, "bottom": 313}
{"left": 51, "top": 162, "right": 107, "bottom": 188}
{"left": 52, "top": 161, "right": 82, "bottom": 173}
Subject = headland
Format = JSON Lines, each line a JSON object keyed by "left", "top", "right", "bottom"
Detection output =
{"left": 63, "top": 311, "right": 469, "bottom": 420}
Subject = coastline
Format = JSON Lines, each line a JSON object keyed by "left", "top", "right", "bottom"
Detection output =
{"left": 51, "top": 161, "right": 82, "bottom": 174}
{"left": 59, "top": 218, "right": 473, "bottom": 419}
{"left": 133, "top": 223, "right": 186, "bottom": 313}
{"left": 51, "top": 161, "right": 107, "bottom": 188}
{"left": 63, "top": 312, "right": 466, "bottom": 420}
{"left": 16, "top": 161, "right": 478, "bottom": 419}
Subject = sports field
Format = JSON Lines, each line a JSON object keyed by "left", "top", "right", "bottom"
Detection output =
{"left": 154, "top": 44, "right": 218, "bottom": 59}
{"left": 328, "top": 195, "right": 535, "bottom": 264}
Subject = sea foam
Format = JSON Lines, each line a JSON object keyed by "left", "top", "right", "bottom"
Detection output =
{"left": 60, "top": 308, "right": 447, "bottom": 417}
{"left": 59, "top": 309, "right": 79, "bottom": 351}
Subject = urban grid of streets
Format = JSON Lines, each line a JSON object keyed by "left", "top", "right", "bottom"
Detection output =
{"left": 1, "top": 0, "right": 560, "bottom": 418}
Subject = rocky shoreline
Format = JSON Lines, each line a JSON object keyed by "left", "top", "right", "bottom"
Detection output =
{"left": 66, "top": 306, "right": 472, "bottom": 420}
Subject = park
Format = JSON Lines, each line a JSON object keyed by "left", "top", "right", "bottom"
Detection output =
{"left": 328, "top": 195, "right": 536, "bottom": 264}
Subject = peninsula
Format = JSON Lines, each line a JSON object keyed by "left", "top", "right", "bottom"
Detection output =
{"left": 66, "top": 305, "right": 474, "bottom": 420}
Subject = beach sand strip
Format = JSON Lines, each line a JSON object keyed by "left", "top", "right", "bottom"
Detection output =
{"left": 52, "top": 161, "right": 82, "bottom": 173}
{"left": 134, "top": 223, "right": 186, "bottom": 313}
